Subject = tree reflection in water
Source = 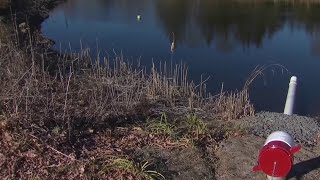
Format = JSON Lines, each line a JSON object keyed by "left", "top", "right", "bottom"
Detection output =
{"left": 54, "top": 0, "right": 320, "bottom": 53}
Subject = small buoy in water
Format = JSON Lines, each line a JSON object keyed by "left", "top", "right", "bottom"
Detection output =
{"left": 137, "top": 15, "right": 141, "bottom": 21}
{"left": 170, "top": 41, "right": 175, "bottom": 53}
{"left": 171, "top": 32, "right": 176, "bottom": 53}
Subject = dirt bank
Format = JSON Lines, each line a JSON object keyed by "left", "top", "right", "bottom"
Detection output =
{"left": 0, "top": 0, "right": 64, "bottom": 50}
{"left": 0, "top": 0, "right": 64, "bottom": 24}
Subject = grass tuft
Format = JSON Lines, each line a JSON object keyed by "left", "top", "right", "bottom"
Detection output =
{"left": 146, "top": 113, "right": 176, "bottom": 137}
{"left": 186, "top": 113, "right": 208, "bottom": 139}
{"left": 106, "top": 158, "right": 165, "bottom": 180}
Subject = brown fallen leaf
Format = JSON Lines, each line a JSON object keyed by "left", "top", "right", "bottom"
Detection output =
{"left": 23, "top": 150, "right": 37, "bottom": 158}
{"left": 3, "top": 132, "right": 12, "bottom": 142}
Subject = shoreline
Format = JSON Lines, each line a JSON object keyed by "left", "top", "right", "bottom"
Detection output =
{"left": 0, "top": 1, "right": 253, "bottom": 179}
{"left": 1, "top": 0, "right": 320, "bottom": 179}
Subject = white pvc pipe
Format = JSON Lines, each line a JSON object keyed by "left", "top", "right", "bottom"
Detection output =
{"left": 283, "top": 76, "right": 297, "bottom": 115}
{"left": 264, "top": 131, "right": 294, "bottom": 148}
{"left": 267, "top": 175, "right": 285, "bottom": 180}
{"left": 266, "top": 77, "right": 298, "bottom": 180}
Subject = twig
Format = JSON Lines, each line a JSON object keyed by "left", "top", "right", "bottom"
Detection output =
{"left": 46, "top": 145, "right": 78, "bottom": 161}
{"left": 63, "top": 67, "right": 73, "bottom": 142}
{"left": 28, "top": 133, "right": 79, "bottom": 162}
{"left": 5, "top": 66, "right": 33, "bottom": 94}
{"left": 63, "top": 67, "right": 72, "bottom": 122}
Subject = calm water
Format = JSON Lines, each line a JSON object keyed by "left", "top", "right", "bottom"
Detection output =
{"left": 41, "top": 0, "right": 320, "bottom": 116}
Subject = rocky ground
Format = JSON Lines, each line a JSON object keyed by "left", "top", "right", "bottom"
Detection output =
{"left": 235, "top": 112, "right": 320, "bottom": 146}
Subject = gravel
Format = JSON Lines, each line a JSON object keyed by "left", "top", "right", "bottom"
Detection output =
{"left": 235, "top": 112, "right": 320, "bottom": 146}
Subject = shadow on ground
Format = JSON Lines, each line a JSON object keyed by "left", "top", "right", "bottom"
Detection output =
{"left": 288, "top": 156, "right": 320, "bottom": 180}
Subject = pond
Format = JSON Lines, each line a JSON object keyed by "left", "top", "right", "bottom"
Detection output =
{"left": 41, "top": 0, "right": 320, "bottom": 116}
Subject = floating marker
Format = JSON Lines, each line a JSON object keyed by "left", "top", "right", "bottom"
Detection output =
{"left": 137, "top": 15, "right": 141, "bottom": 21}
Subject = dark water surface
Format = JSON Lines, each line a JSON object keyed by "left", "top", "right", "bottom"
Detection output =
{"left": 41, "top": 0, "right": 320, "bottom": 116}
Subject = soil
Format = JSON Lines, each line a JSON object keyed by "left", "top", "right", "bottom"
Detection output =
{"left": 135, "top": 146, "right": 216, "bottom": 180}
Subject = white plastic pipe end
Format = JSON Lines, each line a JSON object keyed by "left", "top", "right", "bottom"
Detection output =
{"left": 290, "top": 76, "right": 297, "bottom": 84}
{"left": 284, "top": 76, "right": 297, "bottom": 115}
{"left": 267, "top": 175, "right": 285, "bottom": 180}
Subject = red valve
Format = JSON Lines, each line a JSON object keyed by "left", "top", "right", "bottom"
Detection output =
{"left": 253, "top": 131, "right": 301, "bottom": 178}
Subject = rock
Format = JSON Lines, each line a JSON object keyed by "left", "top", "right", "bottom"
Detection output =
{"left": 233, "top": 112, "right": 320, "bottom": 146}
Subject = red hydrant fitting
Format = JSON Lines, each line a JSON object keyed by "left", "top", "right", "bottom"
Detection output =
{"left": 253, "top": 131, "right": 301, "bottom": 179}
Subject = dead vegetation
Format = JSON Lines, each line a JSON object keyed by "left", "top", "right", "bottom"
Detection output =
{"left": 0, "top": 19, "right": 256, "bottom": 179}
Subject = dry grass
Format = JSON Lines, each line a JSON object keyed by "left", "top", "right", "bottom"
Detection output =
{"left": 0, "top": 22, "right": 11, "bottom": 41}
{"left": 0, "top": 26, "right": 254, "bottom": 132}
{"left": 0, "top": 21, "right": 256, "bottom": 178}
{"left": 0, "top": 21, "right": 256, "bottom": 139}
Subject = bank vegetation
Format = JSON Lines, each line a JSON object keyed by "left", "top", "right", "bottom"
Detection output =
{"left": 0, "top": 0, "right": 257, "bottom": 179}
{"left": 0, "top": 19, "right": 258, "bottom": 178}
